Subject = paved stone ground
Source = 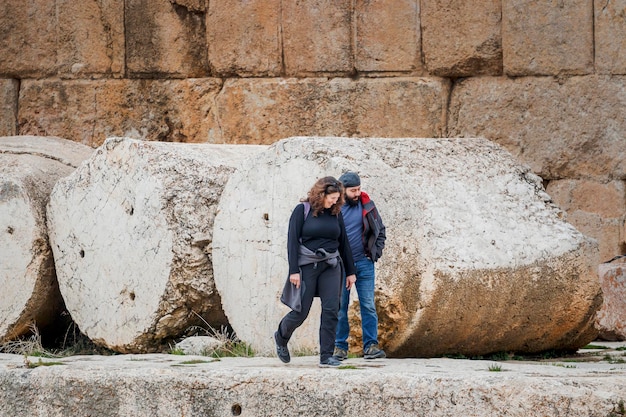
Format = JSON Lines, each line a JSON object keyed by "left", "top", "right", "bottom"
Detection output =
{"left": 1, "top": 341, "right": 626, "bottom": 416}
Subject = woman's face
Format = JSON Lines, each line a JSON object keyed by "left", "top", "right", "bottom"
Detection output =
{"left": 323, "top": 192, "right": 340, "bottom": 209}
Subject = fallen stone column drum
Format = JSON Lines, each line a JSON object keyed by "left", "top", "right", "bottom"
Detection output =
{"left": 47, "top": 137, "right": 266, "bottom": 353}
{"left": 0, "top": 135, "right": 93, "bottom": 342}
{"left": 213, "top": 136, "right": 601, "bottom": 357}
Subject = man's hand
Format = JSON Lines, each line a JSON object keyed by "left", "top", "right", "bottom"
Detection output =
{"left": 346, "top": 274, "right": 356, "bottom": 290}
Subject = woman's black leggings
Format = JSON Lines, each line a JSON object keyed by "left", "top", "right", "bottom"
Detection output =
{"left": 277, "top": 261, "right": 342, "bottom": 361}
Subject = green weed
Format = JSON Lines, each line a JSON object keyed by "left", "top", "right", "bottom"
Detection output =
{"left": 488, "top": 363, "right": 502, "bottom": 372}
{"left": 24, "top": 356, "right": 65, "bottom": 368}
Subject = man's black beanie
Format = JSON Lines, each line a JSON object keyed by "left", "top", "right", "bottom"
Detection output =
{"left": 339, "top": 171, "right": 361, "bottom": 188}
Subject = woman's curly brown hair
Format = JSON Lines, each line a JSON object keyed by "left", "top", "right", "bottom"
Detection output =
{"left": 303, "top": 176, "right": 344, "bottom": 216}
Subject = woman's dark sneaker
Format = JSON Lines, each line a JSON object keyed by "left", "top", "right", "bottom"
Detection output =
{"left": 363, "top": 343, "right": 386, "bottom": 359}
{"left": 274, "top": 331, "right": 290, "bottom": 363}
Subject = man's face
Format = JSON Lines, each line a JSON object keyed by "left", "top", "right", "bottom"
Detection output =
{"left": 344, "top": 186, "right": 361, "bottom": 206}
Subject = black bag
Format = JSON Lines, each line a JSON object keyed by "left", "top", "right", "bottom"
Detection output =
{"left": 280, "top": 202, "right": 311, "bottom": 312}
{"left": 280, "top": 276, "right": 306, "bottom": 312}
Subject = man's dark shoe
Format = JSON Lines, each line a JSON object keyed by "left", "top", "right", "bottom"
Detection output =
{"left": 274, "top": 331, "right": 290, "bottom": 363}
{"left": 319, "top": 356, "right": 342, "bottom": 368}
{"left": 363, "top": 343, "right": 386, "bottom": 359}
{"left": 333, "top": 347, "right": 348, "bottom": 361}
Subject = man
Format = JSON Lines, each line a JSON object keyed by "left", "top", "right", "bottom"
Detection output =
{"left": 334, "top": 171, "right": 387, "bottom": 360}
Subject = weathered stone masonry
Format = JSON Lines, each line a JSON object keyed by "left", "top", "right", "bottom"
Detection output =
{"left": 0, "top": 0, "right": 624, "bottom": 260}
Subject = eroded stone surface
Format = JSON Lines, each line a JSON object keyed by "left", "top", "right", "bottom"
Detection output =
{"left": 502, "top": 0, "right": 593, "bottom": 76}
{"left": 355, "top": 0, "right": 422, "bottom": 73}
{"left": 213, "top": 137, "right": 601, "bottom": 357}
{"left": 282, "top": 0, "right": 352, "bottom": 75}
{"left": 0, "top": 80, "right": 18, "bottom": 136}
{"left": 595, "top": 0, "right": 626, "bottom": 75}
{"left": 0, "top": 0, "right": 57, "bottom": 77}
{"left": 448, "top": 75, "right": 626, "bottom": 181}
{"left": 207, "top": 0, "right": 281, "bottom": 76}
{"left": 18, "top": 79, "right": 223, "bottom": 147}
{"left": 596, "top": 257, "right": 626, "bottom": 340}
{"left": 0, "top": 136, "right": 93, "bottom": 342}
{"left": 125, "top": 0, "right": 208, "bottom": 77}
{"left": 208, "top": 77, "right": 449, "bottom": 144}
{"left": 422, "top": 0, "right": 502, "bottom": 77}
{"left": 47, "top": 137, "right": 266, "bottom": 353}
{"left": 1, "top": 351, "right": 626, "bottom": 417}
{"left": 546, "top": 179, "right": 626, "bottom": 262}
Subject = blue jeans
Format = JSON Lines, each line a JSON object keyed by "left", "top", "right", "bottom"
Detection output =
{"left": 335, "top": 258, "right": 379, "bottom": 351}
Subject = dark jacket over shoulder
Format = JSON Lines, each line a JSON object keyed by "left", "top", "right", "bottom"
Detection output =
{"left": 360, "top": 191, "right": 386, "bottom": 262}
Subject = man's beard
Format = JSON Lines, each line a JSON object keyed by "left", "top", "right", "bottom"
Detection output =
{"left": 345, "top": 195, "right": 359, "bottom": 206}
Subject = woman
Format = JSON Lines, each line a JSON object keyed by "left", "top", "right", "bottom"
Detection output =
{"left": 274, "top": 176, "right": 357, "bottom": 367}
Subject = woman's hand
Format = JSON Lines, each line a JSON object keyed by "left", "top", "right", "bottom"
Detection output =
{"left": 346, "top": 274, "right": 356, "bottom": 290}
{"left": 289, "top": 273, "right": 301, "bottom": 289}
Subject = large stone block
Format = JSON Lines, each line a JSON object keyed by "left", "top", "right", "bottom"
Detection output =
{"left": 0, "top": 0, "right": 57, "bottom": 77}
{"left": 56, "top": 0, "right": 125, "bottom": 77}
{"left": 448, "top": 75, "right": 626, "bottom": 181}
{"left": 547, "top": 179, "right": 625, "bottom": 219}
{"left": 595, "top": 0, "right": 626, "bottom": 75}
{"left": 208, "top": 77, "right": 449, "bottom": 144}
{"left": 207, "top": 0, "right": 281, "bottom": 76}
{"left": 282, "top": 0, "right": 352, "bottom": 75}
{"left": 596, "top": 256, "right": 626, "bottom": 340}
{"left": 125, "top": 0, "right": 208, "bottom": 77}
{"left": 502, "top": 0, "right": 593, "bottom": 76}
{"left": 0, "top": 80, "right": 18, "bottom": 136}
{"left": 546, "top": 179, "right": 626, "bottom": 262}
{"left": 18, "top": 79, "right": 222, "bottom": 147}
{"left": 47, "top": 137, "right": 266, "bottom": 353}
{"left": 0, "top": 136, "right": 94, "bottom": 342}
{"left": 421, "top": 0, "right": 502, "bottom": 77}
{"left": 213, "top": 137, "right": 601, "bottom": 357}
{"left": 355, "top": 0, "right": 421, "bottom": 73}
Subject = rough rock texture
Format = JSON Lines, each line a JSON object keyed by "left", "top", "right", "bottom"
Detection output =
{"left": 17, "top": 77, "right": 449, "bottom": 146}
{"left": 213, "top": 137, "right": 601, "bottom": 357}
{"left": 502, "top": 0, "right": 593, "bottom": 76}
{"left": 174, "top": 336, "right": 222, "bottom": 355}
{"left": 596, "top": 256, "right": 626, "bottom": 340}
{"left": 56, "top": 0, "right": 124, "bottom": 78}
{"left": 0, "top": 0, "right": 124, "bottom": 78}
{"left": 0, "top": 136, "right": 94, "bottom": 342}
{"left": 595, "top": 0, "right": 626, "bottom": 75}
{"left": 448, "top": 75, "right": 626, "bottom": 181}
{"left": 1, "top": 352, "right": 626, "bottom": 417}
{"left": 282, "top": 0, "right": 352, "bottom": 75}
{"left": 125, "top": 0, "right": 208, "bottom": 78}
{"left": 355, "top": 0, "right": 421, "bottom": 73}
{"left": 0, "top": 0, "right": 57, "bottom": 77}
{"left": 546, "top": 179, "right": 626, "bottom": 262}
{"left": 207, "top": 0, "right": 281, "bottom": 77}
{"left": 47, "top": 137, "right": 266, "bottom": 353}
{"left": 0, "top": 80, "right": 18, "bottom": 136}
{"left": 207, "top": 77, "right": 449, "bottom": 143}
{"left": 18, "top": 79, "right": 223, "bottom": 147}
{"left": 421, "top": 0, "right": 502, "bottom": 77}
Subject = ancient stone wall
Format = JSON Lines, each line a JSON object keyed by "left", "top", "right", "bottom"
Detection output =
{"left": 0, "top": 0, "right": 624, "bottom": 259}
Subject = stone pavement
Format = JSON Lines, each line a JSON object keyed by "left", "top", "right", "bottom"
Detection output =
{"left": 1, "top": 341, "right": 626, "bottom": 417}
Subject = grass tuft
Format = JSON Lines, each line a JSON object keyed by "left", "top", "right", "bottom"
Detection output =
{"left": 488, "top": 363, "right": 502, "bottom": 372}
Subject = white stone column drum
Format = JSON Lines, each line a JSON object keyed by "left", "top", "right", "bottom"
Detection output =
{"left": 0, "top": 135, "right": 93, "bottom": 342}
{"left": 47, "top": 137, "right": 266, "bottom": 353}
{"left": 213, "top": 137, "right": 601, "bottom": 357}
